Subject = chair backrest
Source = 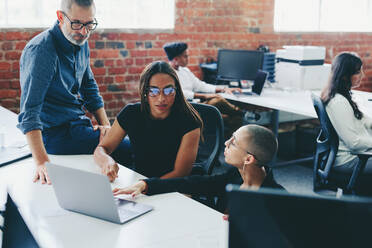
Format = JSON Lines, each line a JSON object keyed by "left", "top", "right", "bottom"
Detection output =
{"left": 311, "top": 93, "right": 339, "bottom": 189}
{"left": 191, "top": 103, "right": 224, "bottom": 175}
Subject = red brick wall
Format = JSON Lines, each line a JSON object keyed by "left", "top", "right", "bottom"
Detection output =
{"left": 1, "top": 0, "right": 372, "bottom": 120}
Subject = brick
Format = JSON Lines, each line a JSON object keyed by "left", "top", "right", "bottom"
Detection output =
{"left": 99, "top": 85, "right": 107, "bottom": 92}
{"left": 11, "top": 81, "right": 20, "bottom": 89}
{"left": 119, "top": 33, "right": 139, "bottom": 40}
{"left": 95, "top": 76, "right": 103, "bottom": 84}
{"left": 145, "top": 58, "right": 154, "bottom": 64}
{"left": 108, "top": 68, "right": 127, "bottom": 75}
{"left": 135, "top": 58, "right": 145, "bottom": 66}
{"left": 92, "top": 67, "right": 106, "bottom": 75}
{"left": 5, "top": 51, "right": 21, "bottom": 60}
{"left": 107, "top": 42, "right": 125, "bottom": 49}
{"left": 94, "top": 60, "right": 104, "bottom": 68}
{"left": 0, "top": 99, "right": 18, "bottom": 108}
{"left": 116, "top": 60, "right": 124, "bottom": 67}
{"left": 124, "top": 58, "right": 134, "bottom": 66}
{"left": 108, "top": 84, "right": 120, "bottom": 92}
{"left": 120, "top": 50, "right": 129, "bottom": 57}
{"left": 0, "top": 72, "right": 13, "bottom": 79}
{"left": 5, "top": 32, "right": 30, "bottom": 41}
{"left": 138, "top": 34, "right": 157, "bottom": 40}
{"left": 103, "top": 77, "right": 114, "bottom": 84}
{"left": 126, "top": 82, "right": 140, "bottom": 91}
{"left": 115, "top": 75, "right": 125, "bottom": 83}
{"left": 95, "top": 41, "right": 105, "bottom": 49}
{"left": 107, "top": 101, "right": 117, "bottom": 109}
{"left": 102, "top": 33, "right": 120, "bottom": 40}
{"left": 0, "top": 90, "right": 17, "bottom": 98}
{"left": 2, "top": 42, "right": 13, "bottom": 50}
{"left": 130, "top": 50, "right": 147, "bottom": 57}
{"left": 88, "top": 41, "right": 95, "bottom": 49}
{"left": 89, "top": 33, "right": 101, "bottom": 40}
{"left": 15, "top": 41, "right": 27, "bottom": 50}
{"left": 102, "top": 93, "right": 113, "bottom": 101}
{"left": 148, "top": 50, "right": 164, "bottom": 57}
{"left": 126, "top": 41, "right": 136, "bottom": 49}
{"left": 128, "top": 67, "right": 143, "bottom": 74}
{"left": 95, "top": 50, "right": 119, "bottom": 58}
{"left": 0, "top": 81, "right": 10, "bottom": 88}
{"left": 144, "top": 41, "right": 152, "bottom": 49}
{"left": 125, "top": 75, "right": 134, "bottom": 82}
{"left": 105, "top": 60, "right": 115, "bottom": 67}
{"left": 0, "top": 62, "right": 11, "bottom": 71}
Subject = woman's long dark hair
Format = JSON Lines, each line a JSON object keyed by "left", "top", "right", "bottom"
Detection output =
{"left": 321, "top": 52, "right": 363, "bottom": 119}
{"left": 139, "top": 61, "right": 204, "bottom": 136}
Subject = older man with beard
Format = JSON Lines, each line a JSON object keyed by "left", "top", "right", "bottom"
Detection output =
{"left": 17, "top": 0, "right": 132, "bottom": 185}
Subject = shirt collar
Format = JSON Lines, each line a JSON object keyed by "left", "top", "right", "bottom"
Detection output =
{"left": 50, "top": 20, "right": 81, "bottom": 53}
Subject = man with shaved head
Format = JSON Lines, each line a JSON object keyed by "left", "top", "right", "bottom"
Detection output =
{"left": 18, "top": 0, "right": 132, "bottom": 185}
{"left": 112, "top": 124, "right": 284, "bottom": 212}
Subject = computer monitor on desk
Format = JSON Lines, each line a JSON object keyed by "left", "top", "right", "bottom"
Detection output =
{"left": 227, "top": 185, "right": 372, "bottom": 248}
{"left": 217, "top": 49, "right": 264, "bottom": 86}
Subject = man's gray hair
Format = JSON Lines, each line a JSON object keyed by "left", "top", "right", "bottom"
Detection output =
{"left": 244, "top": 124, "right": 278, "bottom": 165}
{"left": 60, "top": 0, "right": 95, "bottom": 13}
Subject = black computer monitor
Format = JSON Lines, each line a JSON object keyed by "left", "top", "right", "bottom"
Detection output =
{"left": 217, "top": 49, "right": 264, "bottom": 82}
{"left": 227, "top": 185, "right": 372, "bottom": 248}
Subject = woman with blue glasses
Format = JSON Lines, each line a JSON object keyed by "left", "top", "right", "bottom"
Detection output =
{"left": 94, "top": 61, "right": 203, "bottom": 181}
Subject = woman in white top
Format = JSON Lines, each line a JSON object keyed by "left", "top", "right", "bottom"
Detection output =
{"left": 321, "top": 52, "right": 372, "bottom": 192}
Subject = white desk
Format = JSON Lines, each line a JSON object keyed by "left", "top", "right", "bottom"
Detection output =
{"left": 221, "top": 88, "right": 317, "bottom": 118}
{"left": 221, "top": 88, "right": 372, "bottom": 166}
{"left": 0, "top": 106, "right": 26, "bottom": 146}
{"left": 0, "top": 155, "right": 228, "bottom": 248}
{"left": 221, "top": 88, "right": 372, "bottom": 120}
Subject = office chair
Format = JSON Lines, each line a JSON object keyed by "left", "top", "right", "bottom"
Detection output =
{"left": 311, "top": 93, "right": 370, "bottom": 195}
{"left": 191, "top": 103, "right": 224, "bottom": 175}
{"left": 2, "top": 194, "right": 38, "bottom": 248}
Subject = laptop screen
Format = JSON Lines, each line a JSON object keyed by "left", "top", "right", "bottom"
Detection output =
{"left": 252, "top": 70, "right": 267, "bottom": 95}
{"left": 227, "top": 185, "right": 372, "bottom": 248}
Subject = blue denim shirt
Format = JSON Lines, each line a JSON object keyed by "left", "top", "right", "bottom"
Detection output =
{"left": 17, "top": 21, "right": 104, "bottom": 134}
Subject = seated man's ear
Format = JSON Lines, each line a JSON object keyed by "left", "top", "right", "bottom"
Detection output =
{"left": 56, "top": 11, "right": 64, "bottom": 23}
{"left": 244, "top": 154, "right": 256, "bottom": 166}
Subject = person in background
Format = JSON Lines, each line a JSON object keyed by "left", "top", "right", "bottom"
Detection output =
{"left": 94, "top": 61, "right": 203, "bottom": 180}
{"left": 113, "top": 124, "right": 284, "bottom": 212}
{"left": 163, "top": 42, "right": 248, "bottom": 139}
{"left": 17, "top": 0, "right": 132, "bottom": 184}
{"left": 321, "top": 51, "right": 372, "bottom": 194}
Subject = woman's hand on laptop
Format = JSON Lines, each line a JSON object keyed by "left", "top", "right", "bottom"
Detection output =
{"left": 112, "top": 180, "right": 147, "bottom": 198}
{"left": 101, "top": 162, "right": 119, "bottom": 182}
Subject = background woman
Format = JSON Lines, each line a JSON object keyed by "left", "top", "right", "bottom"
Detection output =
{"left": 94, "top": 61, "right": 203, "bottom": 181}
{"left": 321, "top": 52, "right": 372, "bottom": 194}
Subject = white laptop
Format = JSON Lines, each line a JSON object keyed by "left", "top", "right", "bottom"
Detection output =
{"left": 46, "top": 162, "right": 153, "bottom": 224}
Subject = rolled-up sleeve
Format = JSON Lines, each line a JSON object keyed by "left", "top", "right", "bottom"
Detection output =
{"left": 17, "top": 45, "right": 56, "bottom": 134}
{"left": 79, "top": 64, "right": 104, "bottom": 113}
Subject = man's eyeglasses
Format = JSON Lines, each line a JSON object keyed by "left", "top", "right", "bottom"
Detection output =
{"left": 62, "top": 12, "right": 98, "bottom": 31}
{"left": 148, "top": 86, "right": 176, "bottom": 97}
